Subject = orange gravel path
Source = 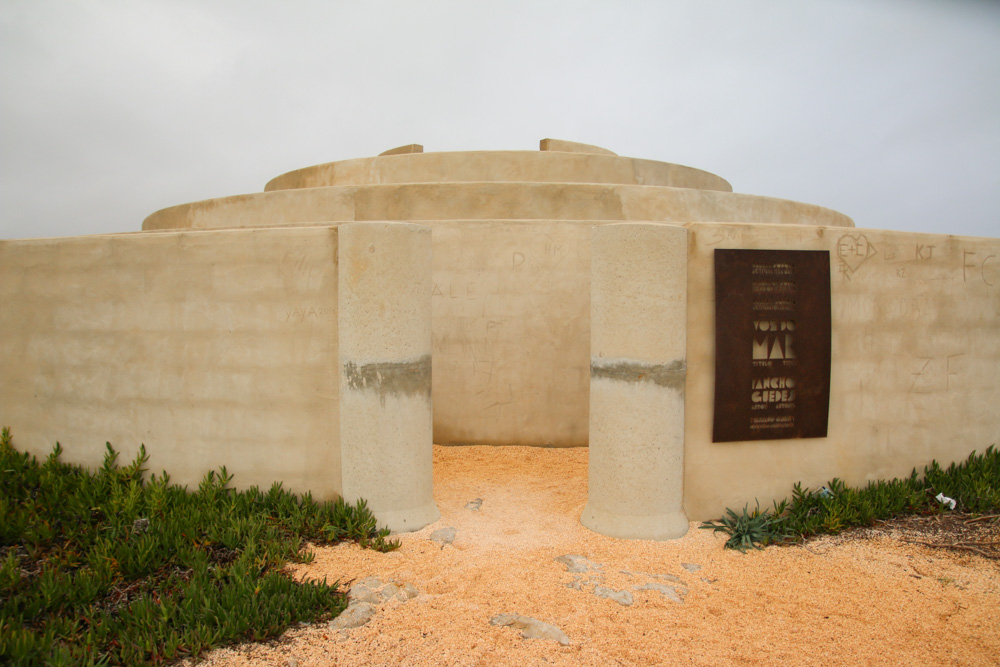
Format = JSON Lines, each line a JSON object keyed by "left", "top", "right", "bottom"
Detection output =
{"left": 188, "top": 445, "right": 1000, "bottom": 666}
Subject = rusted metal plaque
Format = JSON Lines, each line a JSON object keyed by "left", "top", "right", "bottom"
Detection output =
{"left": 712, "top": 249, "right": 831, "bottom": 442}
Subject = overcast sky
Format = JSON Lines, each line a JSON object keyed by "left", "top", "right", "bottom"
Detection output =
{"left": 1, "top": 0, "right": 998, "bottom": 241}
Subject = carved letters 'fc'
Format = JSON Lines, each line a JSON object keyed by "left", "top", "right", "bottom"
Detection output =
{"left": 712, "top": 249, "right": 831, "bottom": 442}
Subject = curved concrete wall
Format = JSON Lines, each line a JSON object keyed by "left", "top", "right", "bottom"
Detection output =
{"left": 137, "top": 146, "right": 853, "bottom": 446}
{"left": 137, "top": 144, "right": 853, "bottom": 448}
{"left": 5, "top": 140, "right": 997, "bottom": 540}
{"left": 143, "top": 182, "right": 853, "bottom": 232}
{"left": 264, "top": 150, "right": 733, "bottom": 192}
{"left": 138, "top": 168, "right": 851, "bottom": 448}
{"left": 138, "top": 139, "right": 852, "bottom": 450}
{"left": 538, "top": 138, "right": 618, "bottom": 156}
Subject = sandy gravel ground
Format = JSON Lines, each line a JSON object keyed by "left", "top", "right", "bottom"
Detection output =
{"left": 189, "top": 446, "right": 1000, "bottom": 666}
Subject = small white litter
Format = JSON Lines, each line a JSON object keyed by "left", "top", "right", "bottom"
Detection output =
{"left": 934, "top": 493, "right": 957, "bottom": 510}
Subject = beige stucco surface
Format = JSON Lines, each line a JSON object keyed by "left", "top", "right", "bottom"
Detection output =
{"left": 0, "top": 227, "right": 342, "bottom": 497}
{"left": 429, "top": 220, "right": 592, "bottom": 446}
{"left": 264, "top": 149, "right": 731, "bottom": 192}
{"left": 584, "top": 223, "right": 689, "bottom": 539}
{"left": 142, "top": 183, "right": 852, "bottom": 232}
{"left": 683, "top": 222, "right": 1000, "bottom": 520}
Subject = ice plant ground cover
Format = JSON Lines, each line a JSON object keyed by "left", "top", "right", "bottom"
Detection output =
{"left": 702, "top": 445, "right": 1000, "bottom": 552}
{"left": 0, "top": 427, "right": 397, "bottom": 666}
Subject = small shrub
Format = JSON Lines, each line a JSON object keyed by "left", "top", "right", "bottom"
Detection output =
{"left": 699, "top": 502, "right": 791, "bottom": 552}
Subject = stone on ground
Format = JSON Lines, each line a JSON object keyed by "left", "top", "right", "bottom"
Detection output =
{"left": 337, "top": 578, "right": 421, "bottom": 629}
{"left": 490, "top": 613, "right": 571, "bottom": 646}
{"left": 330, "top": 602, "right": 376, "bottom": 629}
{"left": 593, "top": 585, "right": 633, "bottom": 606}
{"left": 554, "top": 554, "right": 601, "bottom": 573}
{"left": 430, "top": 526, "right": 456, "bottom": 547}
{"left": 635, "top": 582, "right": 686, "bottom": 603}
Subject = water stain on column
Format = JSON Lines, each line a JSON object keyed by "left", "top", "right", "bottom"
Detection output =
{"left": 343, "top": 355, "right": 432, "bottom": 404}
{"left": 590, "top": 359, "right": 686, "bottom": 392}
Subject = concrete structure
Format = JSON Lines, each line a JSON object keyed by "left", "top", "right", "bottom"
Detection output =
{"left": 682, "top": 222, "right": 1000, "bottom": 521}
{"left": 583, "top": 223, "right": 689, "bottom": 539}
{"left": 337, "top": 223, "right": 438, "bottom": 531}
{"left": 0, "top": 222, "right": 438, "bottom": 532}
{"left": 1, "top": 139, "right": 997, "bottom": 540}
{"left": 142, "top": 142, "right": 852, "bottom": 449}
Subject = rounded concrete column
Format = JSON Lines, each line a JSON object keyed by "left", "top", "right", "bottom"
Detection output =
{"left": 582, "top": 222, "right": 689, "bottom": 540}
{"left": 338, "top": 222, "right": 440, "bottom": 532}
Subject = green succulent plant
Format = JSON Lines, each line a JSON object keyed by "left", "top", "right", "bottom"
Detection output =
{"left": 700, "top": 502, "right": 791, "bottom": 552}
{"left": 0, "top": 427, "right": 398, "bottom": 666}
{"left": 702, "top": 444, "right": 998, "bottom": 553}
